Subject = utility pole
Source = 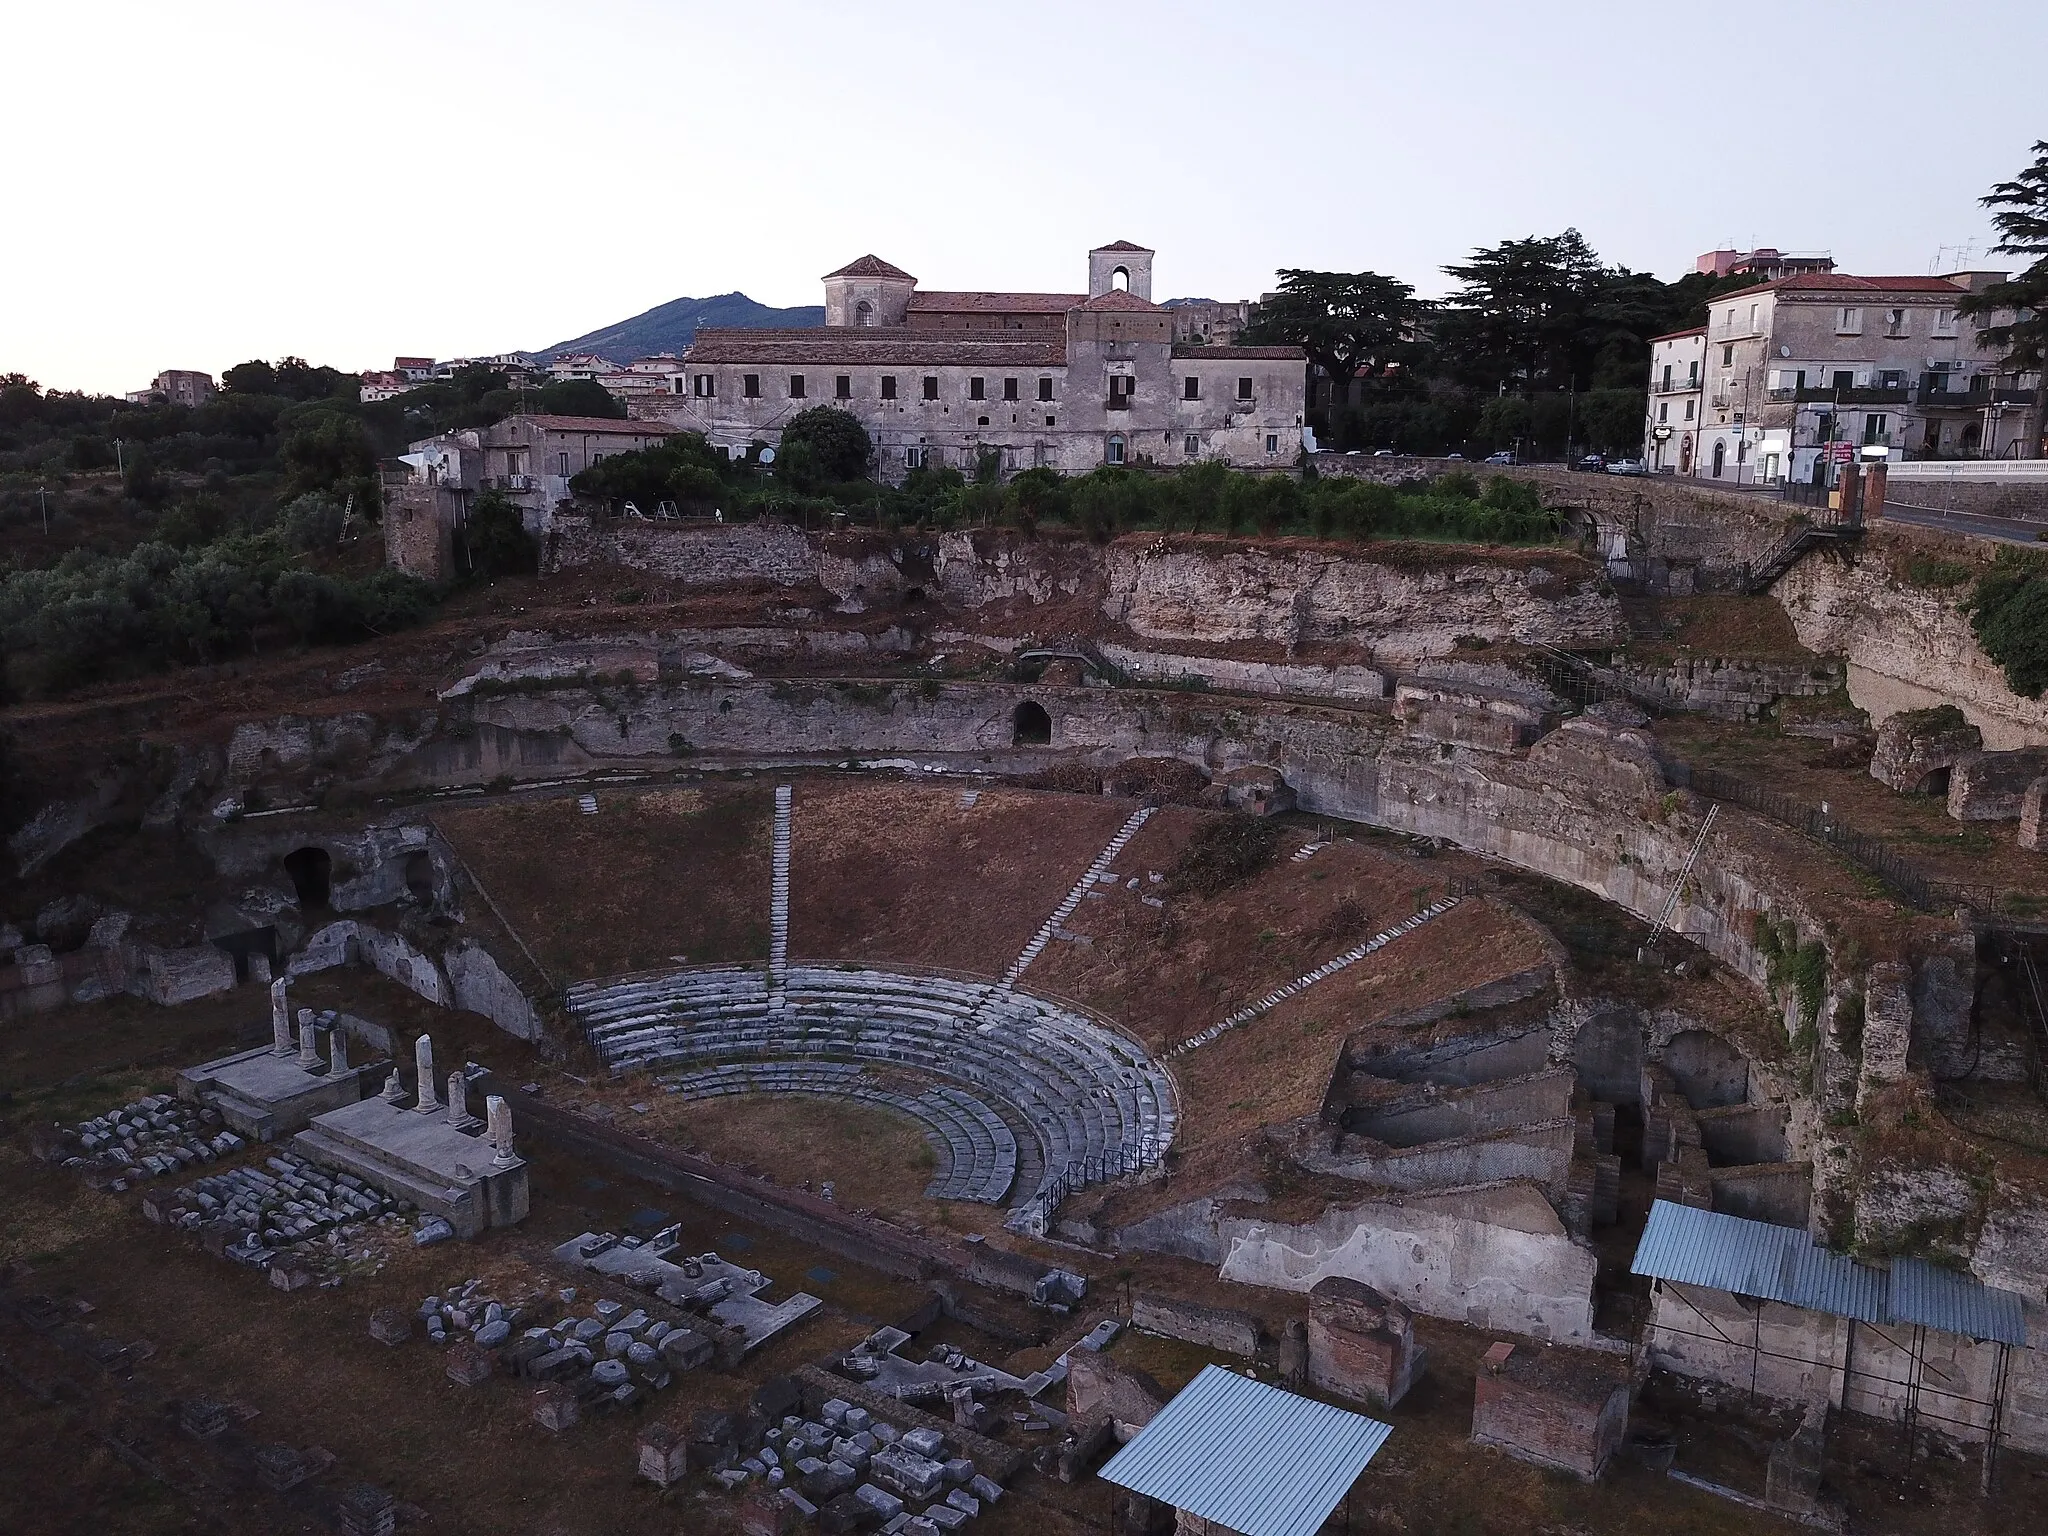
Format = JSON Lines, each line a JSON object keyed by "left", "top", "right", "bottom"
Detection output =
{"left": 39, "top": 484, "right": 49, "bottom": 536}
{"left": 114, "top": 438, "right": 124, "bottom": 476}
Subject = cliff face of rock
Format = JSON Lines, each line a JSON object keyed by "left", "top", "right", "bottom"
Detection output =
{"left": 1774, "top": 544, "right": 2048, "bottom": 749}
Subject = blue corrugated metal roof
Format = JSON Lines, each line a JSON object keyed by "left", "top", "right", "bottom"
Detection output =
{"left": 1098, "top": 1365, "right": 1392, "bottom": 1536}
{"left": 1632, "top": 1200, "right": 2026, "bottom": 1345}
{"left": 1891, "top": 1257, "right": 2029, "bottom": 1346}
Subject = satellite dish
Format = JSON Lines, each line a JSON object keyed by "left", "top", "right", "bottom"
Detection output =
{"left": 758, "top": 447, "right": 776, "bottom": 465}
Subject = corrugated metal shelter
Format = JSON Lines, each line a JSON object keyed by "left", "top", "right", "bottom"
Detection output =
{"left": 1098, "top": 1364, "right": 1392, "bottom": 1536}
{"left": 1631, "top": 1200, "right": 2026, "bottom": 1344}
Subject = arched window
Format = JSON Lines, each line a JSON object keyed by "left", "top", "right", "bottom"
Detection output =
{"left": 855, "top": 299, "right": 873, "bottom": 327}
{"left": 1711, "top": 440, "right": 1726, "bottom": 478}
{"left": 1111, "top": 266, "right": 1129, "bottom": 291}
{"left": 1106, "top": 434, "right": 1125, "bottom": 465}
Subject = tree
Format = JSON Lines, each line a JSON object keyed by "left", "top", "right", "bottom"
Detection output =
{"left": 461, "top": 490, "right": 538, "bottom": 578}
{"left": 1434, "top": 230, "right": 1607, "bottom": 391}
{"left": 1243, "top": 270, "right": 1421, "bottom": 388}
{"left": 278, "top": 408, "right": 376, "bottom": 501}
{"left": 1958, "top": 140, "right": 2048, "bottom": 459}
{"left": 777, "top": 406, "right": 872, "bottom": 484}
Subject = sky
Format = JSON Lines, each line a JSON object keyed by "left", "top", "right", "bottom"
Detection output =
{"left": 7, "top": 0, "right": 2045, "bottom": 395}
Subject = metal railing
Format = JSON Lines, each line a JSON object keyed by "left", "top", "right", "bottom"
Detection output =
{"left": 1663, "top": 760, "right": 2038, "bottom": 921}
{"left": 1010, "top": 1136, "right": 1160, "bottom": 1235}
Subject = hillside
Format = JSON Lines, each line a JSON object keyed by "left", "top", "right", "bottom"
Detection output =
{"left": 534, "top": 291, "right": 823, "bottom": 364}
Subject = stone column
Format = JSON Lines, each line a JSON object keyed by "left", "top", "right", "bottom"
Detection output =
{"left": 414, "top": 1035, "right": 437, "bottom": 1114}
{"left": 270, "top": 978, "right": 292, "bottom": 1056}
{"left": 384, "top": 1070, "right": 405, "bottom": 1104}
{"left": 297, "top": 1012, "right": 321, "bottom": 1070}
{"left": 487, "top": 1096, "right": 516, "bottom": 1166}
{"left": 329, "top": 1027, "right": 350, "bottom": 1074}
{"left": 447, "top": 1069, "right": 469, "bottom": 1128}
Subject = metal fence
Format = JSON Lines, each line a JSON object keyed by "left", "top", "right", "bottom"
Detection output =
{"left": 1011, "top": 1137, "right": 1159, "bottom": 1234}
{"left": 1664, "top": 760, "right": 2036, "bottom": 921}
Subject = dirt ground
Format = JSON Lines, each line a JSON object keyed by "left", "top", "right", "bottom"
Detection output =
{"left": 1658, "top": 715, "right": 2048, "bottom": 905}
{"left": 787, "top": 781, "right": 1132, "bottom": 975}
{"left": 435, "top": 782, "right": 776, "bottom": 982}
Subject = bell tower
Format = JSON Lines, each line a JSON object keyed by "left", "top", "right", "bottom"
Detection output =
{"left": 1088, "top": 241, "right": 1154, "bottom": 301}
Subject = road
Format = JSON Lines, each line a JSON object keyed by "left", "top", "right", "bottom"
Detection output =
{"left": 1875, "top": 501, "right": 2048, "bottom": 546}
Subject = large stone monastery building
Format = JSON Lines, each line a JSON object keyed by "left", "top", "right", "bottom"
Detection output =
{"left": 642, "top": 242, "right": 1307, "bottom": 480}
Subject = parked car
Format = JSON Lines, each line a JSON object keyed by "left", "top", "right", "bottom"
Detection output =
{"left": 1372, "top": 448, "right": 1397, "bottom": 457}
{"left": 1573, "top": 453, "right": 1607, "bottom": 472}
{"left": 1483, "top": 451, "right": 1515, "bottom": 465}
{"left": 1605, "top": 459, "right": 1646, "bottom": 476}
{"left": 1443, "top": 452, "right": 1466, "bottom": 461}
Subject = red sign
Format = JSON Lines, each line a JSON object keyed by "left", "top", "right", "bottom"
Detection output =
{"left": 1827, "top": 442, "right": 1854, "bottom": 464}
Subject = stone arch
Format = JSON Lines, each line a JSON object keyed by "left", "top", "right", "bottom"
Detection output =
{"left": 855, "top": 299, "right": 873, "bottom": 327}
{"left": 404, "top": 850, "right": 435, "bottom": 903}
{"left": 1012, "top": 700, "right": 1052, "bottom": 746}
{"left": 1661, "top": 1028, "right": 1748, "bottom": 1108}
{"left": 1570, "top": 1007, "right": 1646, "bottom": 1105}
{"left": 283, "top": 846, "right": 333, "bottom": 909}
{"left": 1111, "top": 265, "right": 1130, "bottom": 291}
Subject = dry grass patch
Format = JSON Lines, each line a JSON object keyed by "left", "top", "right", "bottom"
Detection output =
{"left": 436, "top": 782, "right": 774, "bottom": 981}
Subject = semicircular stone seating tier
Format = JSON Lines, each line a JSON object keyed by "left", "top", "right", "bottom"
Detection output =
{"left": 567, "top": 964, "right": 1177, "bottom": 1209}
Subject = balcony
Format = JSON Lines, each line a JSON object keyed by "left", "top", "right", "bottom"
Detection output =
{"left": 1792, "top": 386, "right": 1909, "bottom": 406}
{"left": 1105, "top": 396, "right": 1132, "bottom": 411}
{"left": 1651, "top": 379, "right": 1701, "bottom": 395}
{"left": 1921, "top": 387, "right": 2037, "bottom": 409}
{"left": 489, "top": 474, "right": 535, "bottom": 491}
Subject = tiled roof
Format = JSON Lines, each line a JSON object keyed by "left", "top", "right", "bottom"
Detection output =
{"left": 823, "top": 254, "right": 916, "bottom": 281}
{"left": 1172, "top": 344, "right": 1305, "bottom": 360}
{"left": 505, "top": 414, "right": 679, "bottom": 434}
{"left": 1094, "top": 240, "right": 1153, "bottom": 253}
{"left": 1077, "top": 289, "right": 1167, "bottom": 313}
{"left": 684, "top": 327, "right": 1066, "bottom": 366}
{"left": 1649, "top": 327, "right": 1707, "bottom": 342}
{"left": 907, "top": 291, "right": 1086, "bottom": 314}
{"left": 1714, "top": 273, "right": 1967, "bottom": 302}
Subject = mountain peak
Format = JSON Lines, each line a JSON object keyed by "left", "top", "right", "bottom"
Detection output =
{"left": 535, "top": 292, "right": 824, "bottom": 365}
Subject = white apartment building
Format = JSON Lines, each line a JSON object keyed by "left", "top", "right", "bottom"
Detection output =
{"left": 1644, "top": 329, "right": 1705, "bottom": 474}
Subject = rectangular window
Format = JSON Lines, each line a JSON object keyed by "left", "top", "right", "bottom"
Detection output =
{"left": 1265, "top": 433, "right": 1280, "bottom": 454}
{"left": 905, "top": 446, "right": 927, "bottom": 468}
{"left": 1660, "top": 365, "right": 1671, "bottom": 392}
{"left": 969, "top": 377, "right": 985, "bottom": 401}
{"left": 743, "top": 374, "right": 760, "bottom": 398}
{"left": 558, "top": 451, "right": 570, "bottom": 475}
{"left": 1184, "top": 434, "right": 1199, "bottom": 456}
{"left": 1886, "top": 308, "right": 1908, "bottom": 337}
{"left": 1003, "top": 377, "right": 1018, "bottom": 401}
{"left": 1688, "top": 360, "right": 1699, "bottom": 385}
{"left": 1795, "top": 370, "right": 1807, "bottom": 390}
{"left": 1832, "top": 370, "right": 1854, "bottom": 393}
{"left": 923, "top": 376, "right": 939, "bottom": 400}
{"left": 1864, "top": 414, "right": 1889, "bottom": 444}
{"left": 1684, "top": 400, "right": 1694, "bottom": 420}
{"left": 691, "top": 373, "right": 715, "bottom": 397}
{"left": 835, "top": 375, "right": 851, "bottom": 400}
{"left": 1038, "top": 377, "right": 1054, "bottom": 401}
{"left": 1045, "top": 415, "right": 1056, "bottom": 427}
{"left": 1183, "top": 376, "right": 1201, "bottom": 401}
{"left": 1748, "top": 303, "right": 1759, "bottom": 331}
{"left": 1106, "top": 435, "right": 1125, "bottom": 465}
{"left": 1722, "top": 344, "right": 1733, "bottom": 366}
{"left": 1836, "top": 307, "right": 1862, "bottom": 335}
{"left": 1933, "top": 307, "right": 1958, "bottom": 337}
{"left": 880, "top": 375, "right": 897, "bottom": 400}
{"left": 1879, "top": 369, "right": 1904, "bottom": 389}
{"left": 1657, "top": 402, "right": 1668, "bottom": 423}
{"left": 788, "top": 374, "right": 806, "bottom": 399}
{"left": 1237, "top": 377, "right": 1253, "bottom": 400}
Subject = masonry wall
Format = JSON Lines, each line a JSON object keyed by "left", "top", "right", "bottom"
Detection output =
{"left": 1214, "top": 1188, "right": 1601, "bottom": 1345}
{"left": 1301, "top": 1119, "right": 1578, "bottom": 1193}
{"left": 1349, "top": 1071, "right": 1577, "bottom": 1146}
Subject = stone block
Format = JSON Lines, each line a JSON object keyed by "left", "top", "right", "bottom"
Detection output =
{"left": 337, "top": 1483, "right": 396, "bottom": 1536}
{"left": 445, "top": 1341, "right": 493, "bottom": 1387}
{"left": 1470, "top": 1343, "right": 1630, "bottom": 1481}
{"left": 1766, "top": 1413, "right": 1827, "bottom": 1518}
{"left": 870, "top": 1447, "right": 947, "bottom": 1502}
{"left": 1065, "top": 1352, "right": 1166, "bottom": 1443}
{"left": 532, "top": 1384, "right": 580, "bottom": 1433}
{"left": 2023, "top": 777, "right": 2048, "bottom": 853}
{"left": 368, "top": 1307, "right": 412, "bottom": 1346}
{"left": 1870, "top": 706, "right": 1980, "bottom": 795}
{"left": 1947, "top": 748, "right": 2048, "bottom": 821}
{"left": 1308, "top": 1276, "right": 1425, "bottom": 1410}
{"left": 639, "top": 1423, "right": 688, "bottom": 1487}
{"left": 739, "top": 1491, "right": 806, "bottom": 1536}
{"left": 254, "top": 1444, "right": 310, "bottom": 1492}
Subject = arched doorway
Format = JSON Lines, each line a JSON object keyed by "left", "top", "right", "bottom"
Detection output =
{"left": 1679, "top": 436, "right": 1693, "bottom": 473}
{"left": 1663, "top": 1029, "right": 1748, "bottom": 1108}
{"left": 1710, "top": 440, "right": 1726, "bottom": 478}
{"left": 404, "top": 851, "right": 435, "bottom": 904}
{"left": 283, "top": 847, "right": 333, "bottom": 909}
{"left": 1012, "top": 701, "right": 1052, "bottom": 746}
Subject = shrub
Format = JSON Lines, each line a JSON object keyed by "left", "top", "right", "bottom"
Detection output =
{"left": 462, "top": 490, "right": 537, "bottom": 578}
{"left": 1168, "top": 816, "right": 1284, "bottom": 896}
{"left": 1966, "top": 550, "right": 2048, "bottom": 698}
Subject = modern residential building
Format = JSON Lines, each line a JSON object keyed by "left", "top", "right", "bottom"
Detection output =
{"left": 549, "top": 354, "right": 613, "bottom": 383}
{"left": 1694, "top": 247, "right": 1837, "bottom": 281}
{"left": 646, "top": 242, "right": 1306, "bottom": 480}
{"left": 1644, "top": 329, "right": 1705, "bottom": 475}
{"left": 1647, "top": 270, "right": 2042, "bottom": 483}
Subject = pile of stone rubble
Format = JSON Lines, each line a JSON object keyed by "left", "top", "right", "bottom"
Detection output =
{"left": 52, "top": 1094, "right": 242, "bottom": 1189}
{"left": 145, "top": 1150, "right": 408, "bottom": 1265}
{"left": 722, "top": 1399, "right": 1007, "bottom": 1532}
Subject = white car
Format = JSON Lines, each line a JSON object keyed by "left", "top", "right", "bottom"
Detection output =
{"left": 1605, "top": 459, "right": 1647, "bottom": 476}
